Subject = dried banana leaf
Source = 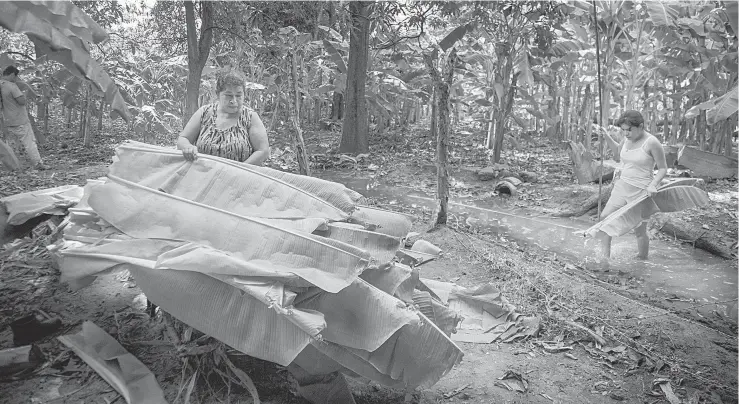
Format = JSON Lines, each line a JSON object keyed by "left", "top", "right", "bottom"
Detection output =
{"left": 1, "top": 185, "right": 83, "bottom": 225}
{"left": 58, "top": 322, "right": 166, "bottom": 404}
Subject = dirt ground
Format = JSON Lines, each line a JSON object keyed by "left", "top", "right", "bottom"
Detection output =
{"left": 0, "top": 121, "right": 736, "bottom": 403}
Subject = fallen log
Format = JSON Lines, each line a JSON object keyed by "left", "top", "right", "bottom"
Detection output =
{"left": 552, "top": 183, "right": 614, "bottom": 218}
{"left": 565, "top": 141, "right": 615, "bottom": 184}
{"left": 678, "top": 146, "right": 737, "bottom": 179}
{"left": 651, "top": 214, "right": 735, "bottom": 259}
{"left": 0, "top": 345, "right": 43, "bottom": 376}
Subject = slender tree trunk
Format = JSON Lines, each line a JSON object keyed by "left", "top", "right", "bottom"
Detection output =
{"left": 698, "top": 108, "right": 707, "bottom": 151}
{"left": 97, "top": 100, "right": 104, "bottom": 131}
{"left": 77, "top": 90, "right": 86, "bottom": 138}
{"left": 547, "top": 75, "right": 559, "bottom": 138}
{"left": 184, "top": 1, "right": 214, "bottom": 121}
{"left": 339, "top": 1, "right": 371, "bottom": 154}
{"left": 493, "top": 72, "right": 519, "bottom": 162}
{"left": 330, "top": 92, "right": 343, "bottom": 120}
{"left": 430, "top": 87, "right": 438, "bottom": 140}
{"left": 484, "top": 108, "right": 493, "bottom": 148}
{"left": 43, "top": 103, "right": 49, "bottom": 134}
{"left": 663, "top": 112, "right": 670, "bottom": 144}
{"left": 725, "top": 114, "right": 736, "bottom": 157}
{"left": 268, "top": 97, "right": 281, "bottom": 133}
{"left": 581, "top": 84, "right": 592, "bottom": 149}
{"left": 83, "top": 84, "right": 94, "bottom": 147}
{"left": 289, "top": 50, "right": 310, "bottom": 176}
{"left": 670, "top": 78, "right": 680, "bottom": 144}
{"left": 424, "top": 48, "right": 457, "bottom": 226}
{"left": 562, "top": 66, "right": 572, "bottom": 141}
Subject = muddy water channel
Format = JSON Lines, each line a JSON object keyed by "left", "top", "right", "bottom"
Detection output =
{"left": 322, "top": 173, "right": 737, "bottom": 333}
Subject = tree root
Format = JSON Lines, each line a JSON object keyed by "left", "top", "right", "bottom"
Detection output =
{"left": 552, "top": 183, "right": 614, "bottom": 218}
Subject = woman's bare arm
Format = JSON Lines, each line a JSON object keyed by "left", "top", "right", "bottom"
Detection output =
{"left": 244, "top": 111, "right": 270, "bottom": 166}
{"left": 602, "top": 128, "right": 623, "bottom": 160}
{"left": 646, "top": 136, "right": 668, "bottom": 194}
{"left": 177, "top": 106, "right": 206, "bottom": 160}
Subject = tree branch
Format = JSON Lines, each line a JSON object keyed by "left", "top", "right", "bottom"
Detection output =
{"left": 201, "top": 26, "right": 249, "bottom": 44}
{"left": 3, "top": 51, "right": 35, "bottom": 61}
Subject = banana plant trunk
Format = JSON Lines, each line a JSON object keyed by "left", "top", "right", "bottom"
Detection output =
{"left": 490, "top": 41, "right": 515, "bottom": 162}
{"left": 289, "top": 50, "right": 310, "bottom": 176}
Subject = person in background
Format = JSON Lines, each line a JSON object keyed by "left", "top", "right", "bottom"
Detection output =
{"left": 597, "top": 110, "right": 668, "bottom": 260}
{"left": 0, "top": 66, "right": 48, "bottom": 170}
{"left": 177, "top": 71, "right": 269, "bottom": 165}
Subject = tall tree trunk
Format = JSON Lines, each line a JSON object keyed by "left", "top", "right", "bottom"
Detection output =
{"left": 289, "top": 50, "right": 310, "bottom": 176}
{"left": 184, "top": 1, "right": 214, "bottom": 121}
{"left": 339, "top": 1, "right": 371, "bottom": 155}
{"left": 313, "top": 1, "right": 324, "bottom": 40}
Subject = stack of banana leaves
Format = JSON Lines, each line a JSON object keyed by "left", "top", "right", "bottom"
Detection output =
{"left": 50, "top": 141, "right": 463, "bottom": 390}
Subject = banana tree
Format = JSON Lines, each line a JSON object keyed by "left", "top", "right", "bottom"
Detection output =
{"left": 0, "top": 1, "right": 129, "bottom": 122}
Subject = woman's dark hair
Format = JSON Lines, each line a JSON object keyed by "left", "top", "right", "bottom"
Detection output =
{"left": 2, "top": 66, "right": 19, "bottom": 76}
{"left": 215, "top": 71, "right": 246, "bottom": 94}
{"left": 615, "top": 110, "right": 644, "bottom": 128}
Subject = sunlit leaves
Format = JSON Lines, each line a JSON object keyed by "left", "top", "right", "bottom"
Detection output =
{"left": 646, "top": 1, "right": 679, "bottom": 27}
{"left": 0, "top": 1, "right": 129, "bottom": 121}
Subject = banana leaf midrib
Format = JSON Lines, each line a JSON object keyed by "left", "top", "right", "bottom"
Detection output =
{"left": 105, "top": 174, "right": 370, "bottom": 262}
{"left": 118, "top": 142, "right": 352, "bottom": 217}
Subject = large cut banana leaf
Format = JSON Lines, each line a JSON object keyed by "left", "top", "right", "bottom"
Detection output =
{"left": 111, "top": 141, "right": 360, "bottom": 220}
{"left": 586, "top": 179, "right": 710, "bottom": 237}
{"left": 88, "top": 176, "right": 370, "bottom": 293}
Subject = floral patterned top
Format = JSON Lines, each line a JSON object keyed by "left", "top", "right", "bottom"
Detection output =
{"left": 195, "top": 103, "right": 253, "bottom": 162}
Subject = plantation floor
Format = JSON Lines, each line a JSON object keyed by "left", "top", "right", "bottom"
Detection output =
{"left": 0, "top": 121, "right": 736, "bottom": 403}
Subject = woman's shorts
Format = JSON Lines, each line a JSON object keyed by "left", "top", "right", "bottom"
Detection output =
{"left": 602, "top": 179, "right": 647, "bottom": 215}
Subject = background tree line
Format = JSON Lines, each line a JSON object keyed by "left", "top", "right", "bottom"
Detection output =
{"left": 0, "top": 0, "right": 736, "bottom": 160}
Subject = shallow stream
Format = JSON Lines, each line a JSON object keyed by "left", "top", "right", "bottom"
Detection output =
{"left": 322, "top": 173, "right": 737, "bottom": 329}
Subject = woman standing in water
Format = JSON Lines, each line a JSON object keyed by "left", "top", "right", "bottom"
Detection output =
{"left": 597, "top": 110, "right": 668, "bottom": 260}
